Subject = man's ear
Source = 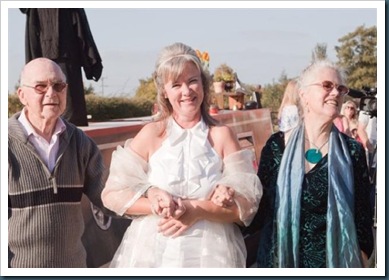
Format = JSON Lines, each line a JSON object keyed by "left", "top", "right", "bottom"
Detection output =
{"left": 17, "top": 87, "right": 27, "bottom": 106}
{"left": 298, "top": 88, "right": 304, "bottom": 100}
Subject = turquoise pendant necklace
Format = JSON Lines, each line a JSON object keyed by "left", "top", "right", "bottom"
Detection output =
{"left": 305, "top": 138, "right": 329, "bottom": 164}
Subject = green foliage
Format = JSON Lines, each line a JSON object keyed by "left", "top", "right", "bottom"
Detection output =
{"left": 8, "top": 94, "right": 23, "bottom": 117}
{"left": 84, "top": 84, "right": 95, "bottom": 95}
{"left": 260, "top": 73, "right": 291, "bottom": 131}
{"left": 8, "top": 94, "right": 153, "bottom": 121}
{"left": 311, "top": 43, "right": 328, "bottom": 62}
{"left": 261, "top": 71, "right": 290, "bottom": 113}
{"left": 134, "top": 77, "right": 157, "bottom": 101}
{"left": 335, "top": 25, "right": 377, "bottom": 89}
{"left": 85, "top": 95, "right": 153, "bottom": 121}
{"left": 213, "top": 63, "right": 235, "bottom": 82}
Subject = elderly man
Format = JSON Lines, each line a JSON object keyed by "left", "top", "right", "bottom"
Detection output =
{"left": 8, "top": 57, "right": 110, "bottom": 268}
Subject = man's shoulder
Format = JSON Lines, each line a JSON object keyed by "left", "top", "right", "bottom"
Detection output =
{"left": 62, "top": 119, "right": 95, "bottom": 144}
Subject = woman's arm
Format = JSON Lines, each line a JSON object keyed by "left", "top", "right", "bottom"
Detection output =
{"left": 101, "top": 123, "right": 170, "bottom": 217}
{"left": 342, "top": 115, "right": 351, "bottom": 136}
{"left": 158, "top": 198, "right": 241, "bottom": 237}
{"left": 210, "top": 125, "right": 262, "bottom": 224}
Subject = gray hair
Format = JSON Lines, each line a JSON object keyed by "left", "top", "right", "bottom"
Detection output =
{"left": 296, "top": 59, "right": 347, "bottom": 92}
{"left": 153, "top": 42, "right": 217, "bottom": 127}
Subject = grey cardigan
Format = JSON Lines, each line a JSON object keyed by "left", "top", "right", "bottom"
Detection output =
{"left": 8, "top": 112, "right": 108, "bottom": 268}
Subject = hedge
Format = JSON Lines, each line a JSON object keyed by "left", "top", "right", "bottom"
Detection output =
{"left": 8, "top": 94, "right": 154, "bottom": 121}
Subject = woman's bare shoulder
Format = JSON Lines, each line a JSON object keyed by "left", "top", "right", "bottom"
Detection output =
{"left": 130, "top": 121, "right": 165, "bottom": 160}
{"left": 209, "top": 124, "right": 240, "bottom": 157}
{"left": 136, "top": 121, "right": 165, "bottom": 138}
{"left": 210, "top": 124, "right": 235, "bottom": 139}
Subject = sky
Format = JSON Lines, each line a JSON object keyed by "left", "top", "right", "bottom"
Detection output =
{"left": 4, "top": 1, "right": 381, "bottom": 98}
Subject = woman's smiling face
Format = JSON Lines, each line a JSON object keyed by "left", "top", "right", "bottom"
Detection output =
{"left": 164, "top": 61, "right": 204, "bottom": 120}
{"left": 301, "top": 67, "right": 345, "bottom": 122}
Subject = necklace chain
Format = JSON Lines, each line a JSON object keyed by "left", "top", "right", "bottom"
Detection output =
{"left": 304, "top": 137, "right": 329, "bottom": 164}
{"left": 305, "top": 137, "right": 329, "bottom": 152}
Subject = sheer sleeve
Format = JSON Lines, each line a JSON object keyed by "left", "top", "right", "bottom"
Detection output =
{"left": 215, "top": 149, "right": 263, "bottom": 226}
{"left": 101, "top": 139, "right": 152, "bottom": 216}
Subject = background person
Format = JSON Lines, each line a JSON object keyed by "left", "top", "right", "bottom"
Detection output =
{"left": 333, "top": 99, "right": 358, "bottom": 136}
{"left": 101, "top": 42, "right": 262, "bottom": 267}
{"left": 254, "top": 60, "right": 374, "bottom": 268}
{"left": 357, "top": 109, "right": 377, "bottom": 222}
{"left": 341, "top": 100, "right": 359, "bottom": 124}
{"left": 277, "top": 79, "right": 301, "bottom": 143}
{"left": 8, "top": 57, "right": 111, "bottom": 268}
{"left": 349, "top": 119, "right": 363, "bottom": 144}
{"left": 357, "top": 110, "right": 377, "bottom": 169}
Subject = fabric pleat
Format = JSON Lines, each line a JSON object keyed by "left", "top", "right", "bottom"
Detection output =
{"left": 275, "top": 124, "right": 363, "bottom": 267}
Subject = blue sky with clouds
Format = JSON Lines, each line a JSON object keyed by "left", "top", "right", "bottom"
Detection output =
{"left": 5, "top": 2, "right": 379, "bottom": 97}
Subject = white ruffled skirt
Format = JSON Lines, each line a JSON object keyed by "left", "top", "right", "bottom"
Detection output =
{"left": 109, "top": 215, "right": 247, "bottom": 268}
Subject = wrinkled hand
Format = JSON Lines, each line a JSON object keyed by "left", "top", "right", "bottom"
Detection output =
{"left": 171, "top": 197, "right": 186, "bottom": 219}
{"left": 210, "top": 185, "right": 235, "bottom": 207}
{"left": 147, "top": 187, "right": 177, "bottom": 218}
{"left": 158, "top": 200, "right": 197, "bottom": 238}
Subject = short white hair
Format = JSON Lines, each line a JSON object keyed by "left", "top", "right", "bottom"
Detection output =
{"left": 296, "top": 60, "right": 347, "bottom": 92}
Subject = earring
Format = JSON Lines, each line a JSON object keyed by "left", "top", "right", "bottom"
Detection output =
{"left": 305, "top": 103, "right": 310, "bottom": 114}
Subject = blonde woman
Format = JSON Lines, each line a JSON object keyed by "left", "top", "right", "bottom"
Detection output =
{"left": 102, "top": 42, "right": 262, "bottom": 267}
{"left": 341, "top": 100, "right": 359, "bottom": 123}
{"left": 333, "top": 100, "right": 358, "bottom": 136}
{"left": 278, "top": 79, "right": 301, "bottom": 143}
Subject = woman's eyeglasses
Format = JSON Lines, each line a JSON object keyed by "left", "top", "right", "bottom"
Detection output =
{"left": 306, "top": 80, "right": 349, "bottom": 96}
{"left": 346, "top": 106, "right": 356, "bottom": 110}
{"left": 23, "top": 82, "right": 67, "bottom": 94}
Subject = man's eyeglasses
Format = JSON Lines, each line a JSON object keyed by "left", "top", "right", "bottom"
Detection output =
{"left": 306, "top": 80, "right": 349, "bottom": 96}
{"left": 23, "top": 82, "right": 67, "bottom": 94}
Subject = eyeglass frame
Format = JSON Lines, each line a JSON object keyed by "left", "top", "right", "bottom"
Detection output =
{"left": 345, "top": 105, "right": 356, "bottom": 110}
{"left": 22, "top": 81, "right": 68, "bottom": 94}
{"left": 304, "top": 80, "right": 349, "bottom": 96}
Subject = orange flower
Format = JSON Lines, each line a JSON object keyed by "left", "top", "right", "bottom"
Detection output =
{"left": 202, "top": 51, "right": 209, "bottom": 62}
{"left": 195, "top": 49, "right": 210, "bottom": 69}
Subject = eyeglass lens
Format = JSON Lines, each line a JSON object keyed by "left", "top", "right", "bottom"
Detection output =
{"left": 35, "top": 82, "right": 67, "bottom": 93}
{"left": 321, "top": 81, "right": 349, "bottom": 95}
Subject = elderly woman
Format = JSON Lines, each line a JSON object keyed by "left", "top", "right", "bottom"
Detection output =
{"left": 101, "top": 42, "right": 262, "bottom": 267}
{"left": 255, "top": 60, "right": 374, "bottom": 268}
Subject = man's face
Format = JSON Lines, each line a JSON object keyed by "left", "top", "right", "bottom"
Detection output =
{"left": 18, "top": 60, "right": 67, "bottom": 125}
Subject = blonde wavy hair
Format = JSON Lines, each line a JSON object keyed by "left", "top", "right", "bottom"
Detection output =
{"left": 152, "top": 42, "right": 218, "bottom": 129}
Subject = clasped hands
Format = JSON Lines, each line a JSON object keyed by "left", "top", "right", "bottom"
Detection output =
{"left": 146, "top": 185, "right": 235, "bottom": 238}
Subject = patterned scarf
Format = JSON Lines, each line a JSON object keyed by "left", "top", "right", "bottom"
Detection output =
{"left": 275, "top": 124, "right": 363, "bottom": 267}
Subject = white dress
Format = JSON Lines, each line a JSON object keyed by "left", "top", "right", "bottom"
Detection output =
{"left": 103, "top": 118, "right": 262, "bottom": 267}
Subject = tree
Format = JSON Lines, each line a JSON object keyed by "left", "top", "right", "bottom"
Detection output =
{"left": 311, "top": 43, "right": 328, "bottom": 62}
{"left": 335, "top": 25, "right": 377, "bottom": 89}
{"left": 84, "top": 84, "right": 95, "bottom": 95}
{"left": 134, "top": 77, "right": 157, "bottom": 101}
{"left": 261, "top": 71, "right": 290, "bottom": 113}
